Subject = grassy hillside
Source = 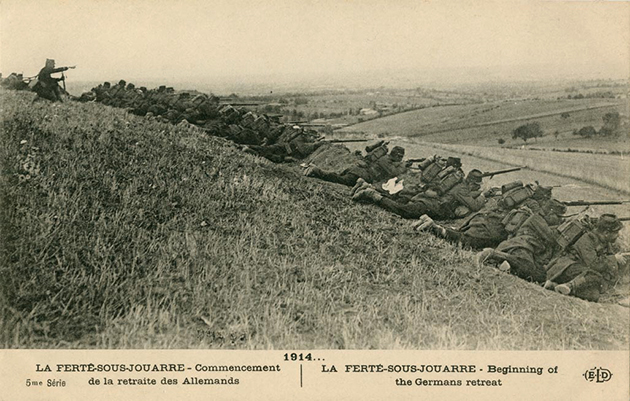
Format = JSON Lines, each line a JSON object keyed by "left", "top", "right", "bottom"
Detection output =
{"left": 339, "top": 98, "right": 626, "bottom": 149}
{"left": 1, "top": 89, "right": 628, "bottom": 350}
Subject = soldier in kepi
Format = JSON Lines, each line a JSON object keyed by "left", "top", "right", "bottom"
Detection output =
{"left": 33, "top": 59, "right": 75, "bottom": 102}
{"left": 544, "top": 214, "right": 628, "bottom": 302}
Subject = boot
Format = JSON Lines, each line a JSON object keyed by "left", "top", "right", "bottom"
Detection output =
{"left": 498, "top": 260, "right": 511, "bottom": 273}
{"left": 555, "top": 275, "right": 588, "bottom": 296}
{"left": 412, "top": 215, "right": 434, "bottom": 231}
{"left": 350, "top": 178, "right": 370, "bottom": 196}
{"left": 554, "top": 283, "right": 572, "bottom": 295}
{"left": 304, "top": 166, "right": 322, "bottom": 177}
{"left": 352, "top": 188, "right": 382, "bottom": 203}
{"left": 476, "top": 248, "right": 495, "bottom": 268}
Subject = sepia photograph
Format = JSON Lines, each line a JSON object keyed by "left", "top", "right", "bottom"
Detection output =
{"left": 1, "top": 0, "right": 629, "bottom": 386}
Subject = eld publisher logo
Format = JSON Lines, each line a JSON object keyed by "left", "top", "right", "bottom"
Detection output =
{"left": 583, "top": 367, "right": 613, "bottom": 383}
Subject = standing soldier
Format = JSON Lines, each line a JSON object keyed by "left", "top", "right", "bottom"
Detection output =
{"left": 33, "top": 59, "right": 75, "bottom": 102}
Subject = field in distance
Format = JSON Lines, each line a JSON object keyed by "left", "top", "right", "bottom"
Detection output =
{"left": 338, "top": 97, "right": 627, "bottom": 151}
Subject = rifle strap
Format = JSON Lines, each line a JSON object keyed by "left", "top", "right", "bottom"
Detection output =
{"left": 561, "top": 206, "right": 589, "bottom": 219}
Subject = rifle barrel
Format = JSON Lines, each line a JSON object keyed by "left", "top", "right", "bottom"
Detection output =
{"left": 326, "top": 139, "right": 369, "bottom": 143}
{"left": 480, "top": 166, "right": 523, "bottom": 178}
{"left": 405, "top": 158, "right": 427, "bottom": 163}
{"left": 563, "top": 200, "right": 628, "bottom": 206}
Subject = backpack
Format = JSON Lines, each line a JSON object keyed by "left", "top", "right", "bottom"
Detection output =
{"left": 501, "top": 207, "right": 533, "bottom": 235}
{"left": 555, "top": 216, "right": 593, "bottom": 250}
{"left": 434, "top": 167, "right": 464, "bottom": 195}
{"left": 420, "top": 161, "right": 445, "bottom": 183}
{"left": 364, "top": 144, "right": 388, "bottom": 163}
{"left": 500, "top": 183, "right": 534, "bottom": 209}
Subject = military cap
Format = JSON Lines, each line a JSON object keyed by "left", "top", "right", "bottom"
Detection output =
{"left": 466, "top": 169, "right": 484, "bottom": 182}
{"left": 596, "top": 214, "right": 623, "bottom": 232}
{"left": 390, "top": 146, "right": 405, "bottom": 155}
{"left": 532, "top": 185, "right": 553, "bottom": 200}
{"left": 118, "top": 79, "right": 126, "bottom": 86}
{"left": 546, "top": 199, "right": 567, "bottom": 215}
{"left": 446, "top": 157, "right": 462, "bottom": 168}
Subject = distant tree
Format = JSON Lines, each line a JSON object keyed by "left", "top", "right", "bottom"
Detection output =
{"left": 561, "top": 112, "right": 570, "bottom": 119}
{"left": 512, "top": 122, "right": 543, "bottom": 143}
{"left": 497, "top": 138, "right": 505, "bottom": 145}
{"left": 577, "top": 126, "right": 597, "bottom": 138}
{"left": 553, "top": 130, "right": 560, "bottom": 140}
{"left": 599, "top": 112, "right": 621, "bottom": 136}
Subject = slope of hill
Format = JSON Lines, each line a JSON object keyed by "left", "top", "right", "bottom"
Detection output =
{"left": 1, "top": 89, "right": 628, "bottom": 349}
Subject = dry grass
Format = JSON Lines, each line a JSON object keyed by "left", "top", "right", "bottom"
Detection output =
{"left": 1, "top": 89, "right": 628, "bottom": 350}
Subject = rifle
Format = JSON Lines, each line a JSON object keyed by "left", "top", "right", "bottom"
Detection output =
{"left": 324, "top": 139, "right": 369, "bottom": 143}
{"left": 405, "top": 158, "right": 427, "bottom": 164}
{"left": 480, "top": 166, "right": 523, "bottom": 178}
{"left": 58, "top": 66, "right": 75, "bottom": 93}
{"left": 563, "top": 200, "right": 630, "bottom": 207}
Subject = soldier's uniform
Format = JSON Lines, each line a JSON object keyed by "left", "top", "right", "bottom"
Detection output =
{"left": 545, "top": 214, "right": 624, "bottom": 301}
{"left": 246, "top": 127, "right": 325, "bottom": 162}
{"left": 355, "top": 170, "right": 486, "bottom": 220}
{"left": 93, "top": 82, "right": 112, "bottom": 102}
{"left": 34, "top": 59, "right": 72, "bottom": 101}
{"left": 305, "top": 143, "right": 407, "bottom": 186}
{"left": 418, "top": 182, "right": 551, "bottom": 249}
{"left": 477, "top": 200, "right": 566, "bottom": 283}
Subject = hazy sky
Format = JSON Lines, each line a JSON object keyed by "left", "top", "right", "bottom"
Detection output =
{"left": 1, "top": 0, "right": 629, "bottom": 85}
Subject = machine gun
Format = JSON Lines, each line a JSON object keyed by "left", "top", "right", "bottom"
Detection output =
{"left": 480, "top": 166, "right": 523, "bottom": 179}
{"left": 563, "top": 200, "right": 630, "bottom": 207}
